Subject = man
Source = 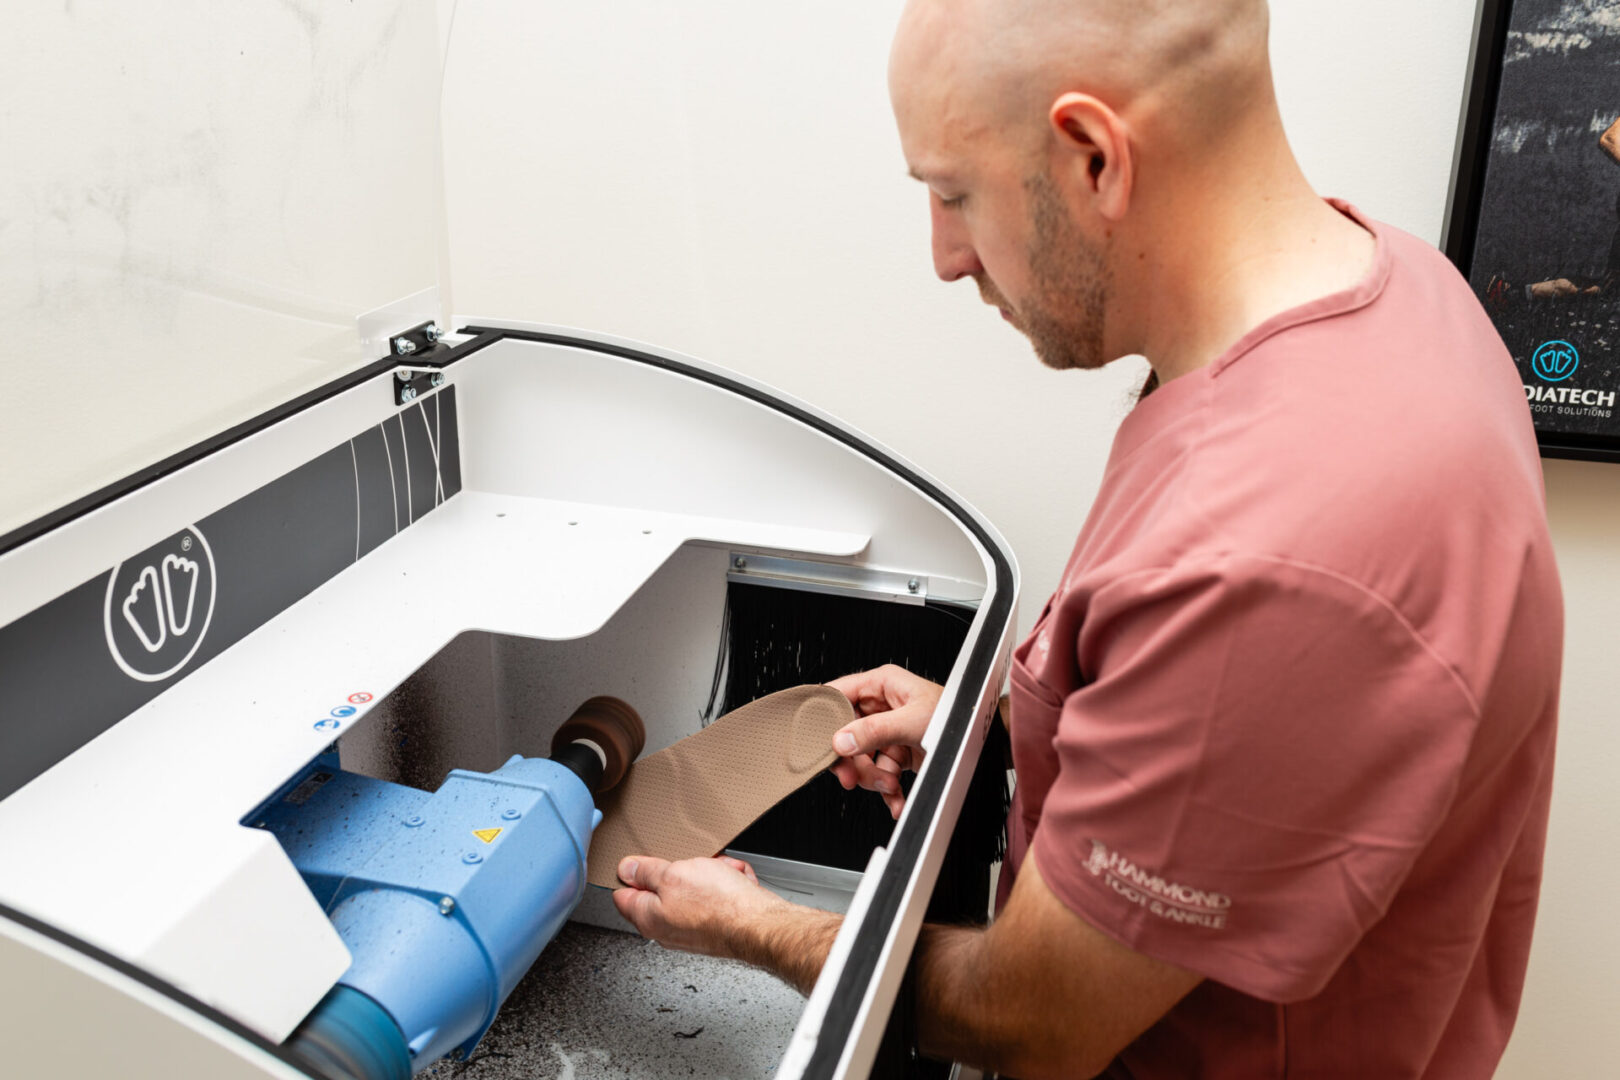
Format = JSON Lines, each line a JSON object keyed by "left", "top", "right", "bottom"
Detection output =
{"left": 612, "top": 1, "right": 1563, "bottom": 1076}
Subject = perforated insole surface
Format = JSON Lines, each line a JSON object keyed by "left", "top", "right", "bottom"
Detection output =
{"left": 586, "top": 685, "right": 856, "bottom": 888}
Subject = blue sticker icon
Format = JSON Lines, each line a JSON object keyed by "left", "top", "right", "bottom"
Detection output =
{"left": 314, "top": 718, "right": 340, "bottom": 732}
{"left": 331, "top": 705, "right": 357, "bottom": 718}
{"left": 1531, "top": 340, "right": 1580, "bottom": 383}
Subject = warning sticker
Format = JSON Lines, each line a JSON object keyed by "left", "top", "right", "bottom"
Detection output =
{"left": 472, "top": 827, "right": 503, "bottom": 844}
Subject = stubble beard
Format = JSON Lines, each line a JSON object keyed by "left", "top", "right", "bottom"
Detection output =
{"left": 1004, "top": 172, "right": 1112, "bottom": 373}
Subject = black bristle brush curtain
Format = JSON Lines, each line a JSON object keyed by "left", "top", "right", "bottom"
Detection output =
{"left": 715, "top": 581, "right": 1013, "bottom": 1079}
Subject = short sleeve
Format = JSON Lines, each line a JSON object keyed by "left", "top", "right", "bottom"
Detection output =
{"left": 1027, "top": 554, "right": 1479, "bottom": 1002}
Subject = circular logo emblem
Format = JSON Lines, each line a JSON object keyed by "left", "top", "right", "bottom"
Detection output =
{"left": 330, "top": 705, "right": 357, "bottom": 718}
{"left": 1532, "top": 340, "right": 1580, "bottom": 383}
{"left": 103, "top": 526, "right": 217, "bottom": 683}
{"left": 347, "top": 692, "right": 374, "bottom": 705}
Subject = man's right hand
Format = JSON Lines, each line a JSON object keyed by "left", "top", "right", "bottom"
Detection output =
{"left": 826, "top": 665, "right": 942, "bottom": 819}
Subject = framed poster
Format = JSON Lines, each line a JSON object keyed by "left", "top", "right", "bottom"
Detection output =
{"left": 1445, "top": 0, "right": 1620, "bottom": 461}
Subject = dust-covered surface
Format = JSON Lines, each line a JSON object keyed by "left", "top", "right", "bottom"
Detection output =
{"left": 419, "top": 922, "right": 806, "bottom": 1079}
{"left": 1468, "top": 0, "right": 1620, "bottom": 437}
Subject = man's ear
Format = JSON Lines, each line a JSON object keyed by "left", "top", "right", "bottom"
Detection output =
{"left": 1048, "top": 93, "right": 1133, "bottom": 222}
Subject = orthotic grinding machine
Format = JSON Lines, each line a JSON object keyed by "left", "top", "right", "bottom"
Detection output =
{"left": 268, "top": 699, "right": 644, "bottom": 1079}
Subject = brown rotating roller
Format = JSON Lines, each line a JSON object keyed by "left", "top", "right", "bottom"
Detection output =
{"left": 550, "top": 696, "right": 646, "bottom": 792}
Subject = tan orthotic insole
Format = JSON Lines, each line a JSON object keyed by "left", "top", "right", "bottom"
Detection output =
{"left": 586, "top": 685, "right": 856, "bottom": 888}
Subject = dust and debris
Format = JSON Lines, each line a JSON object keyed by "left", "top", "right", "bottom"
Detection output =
{"left": 417, "top": 922, "right": 803, "bottom": 1079}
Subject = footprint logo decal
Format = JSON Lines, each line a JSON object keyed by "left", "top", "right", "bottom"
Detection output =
{"left": 104, "top": 526, "right": 217, "bottom": 683}
{"left": 122, "top": 565, "right": 167, "bottom": 653}
{"left": 161, "top": 553, "right": 200, "bottom": 637}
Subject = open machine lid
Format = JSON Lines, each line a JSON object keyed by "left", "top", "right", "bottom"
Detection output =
{"left": 0, "top": 0, "right": 451, "bottom": 544}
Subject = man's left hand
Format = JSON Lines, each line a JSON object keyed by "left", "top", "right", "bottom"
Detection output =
{"left": 612, "top": 854, "right": 780, "bottom": 959}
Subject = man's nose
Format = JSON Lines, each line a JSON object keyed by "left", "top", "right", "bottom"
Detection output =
{"left": 930, "top": 202, "right": 982, "bottom": 283}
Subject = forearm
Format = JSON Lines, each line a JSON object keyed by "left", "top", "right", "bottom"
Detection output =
{"left": 915, "top": 923, "right": 1002, "bottom": 1066}
{"left": 914, "top": 923, "right": 1083, "bottom": 1078}
{"left": 733, "top": 900, "right": 844, "bottom": 996}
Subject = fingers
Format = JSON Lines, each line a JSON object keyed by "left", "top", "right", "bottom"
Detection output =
{"left": 847, "top": 753, "right": 903, "bottom": 796}
{"left": 611, "top": 884, "right": 660, "bottom": 934}
{"left": 834, "top": 700, "right": 932, "bottom": 759}
{"left": 827, "top": 664, "right": 939, "bottom": 714}
{"left": 826, "top": 665, "right": 900, "bottom": 704}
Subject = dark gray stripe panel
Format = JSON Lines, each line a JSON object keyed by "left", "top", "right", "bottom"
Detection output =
{"left": 0, "top": 386, "right": 462, "bottom": 802}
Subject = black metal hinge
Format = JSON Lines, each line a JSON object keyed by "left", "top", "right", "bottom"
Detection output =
{"left": 389, "top": 321, "right": 450, "bottom": 405}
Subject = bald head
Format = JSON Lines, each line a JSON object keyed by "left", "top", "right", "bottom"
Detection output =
{"left": 889, "top": 0, "right": 1371, "bottom": 386}
{"left": 891, "top": 0, "right": 1272, "bottom": 160}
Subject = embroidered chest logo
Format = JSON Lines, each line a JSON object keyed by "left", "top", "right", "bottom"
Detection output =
{"left": 1085, "top": 839, "right": 1232, "bottom": 930}
{"left": 103, "top": 525, "right": 217, "bottom": 683}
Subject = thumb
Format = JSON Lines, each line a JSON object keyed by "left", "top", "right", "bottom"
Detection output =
{"left": 619, "top": 855, "right": 670, "bottom": 891}
{"left": 833, "top": 701, "right": 930, "bottom": 756}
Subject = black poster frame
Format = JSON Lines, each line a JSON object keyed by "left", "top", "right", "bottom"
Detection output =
{"left": 1443, "top": 0, "right": 1620, "bottom": 464}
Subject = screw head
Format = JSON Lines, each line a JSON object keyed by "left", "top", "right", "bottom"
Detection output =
{"left": 438, "top": 896, "right": 456, "bottom": 916}
{"left": 462, "top": 851, "right": 483, "bottom": 865}
{"left": 424, "top": 322, "right": 442, "bottom": 343}
{"left": 401, "top": 386, "right": 417, "bottom": 403}
{"left": 501, "top": 808, "right": 521, "bottom": 821}
{"left": 404, "top": 815, "right": 425, "bottom": 828}
{"left": 734, "top": 556, "right": 747, "bottom": 570}
{"left": 430, "top": 371, "right": 445, "bottom": 387}
{"left": 393, "top": 337, "right": 418, "bottom": 356}
{"left": 907, "top": 578, "right": 920, "bottom": 593}
{"left": 396, "top": 369, "right": 413, "bottom": 383}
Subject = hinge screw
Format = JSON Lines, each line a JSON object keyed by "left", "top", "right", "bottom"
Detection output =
{"left": 734, "top": 556, "right": 747, "bottom": 570}
{"left": 430, "top": 371, "right": 445, "bottom": 388}
{"left": 438, "top": 896, "right": 456, "bottom": 916}
{"left": 401, "top": 386, "right": 417, "bottom": 403}
{"left": 394, "top": 337, "right": 418, "bottom": 356}
{"left": 424, "top": 322, "right": 442, "bottom": 343}
{"left": 396, "top": 369, "right": 414, "bottom": 383}
{"left": 907, "top": 578, "right": 920, "bottom": 593}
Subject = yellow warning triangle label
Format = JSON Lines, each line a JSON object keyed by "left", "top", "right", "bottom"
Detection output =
{"left": 472, "top": 827, "right": 503, "bottom": 844}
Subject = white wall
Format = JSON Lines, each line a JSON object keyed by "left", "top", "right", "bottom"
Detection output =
{"left": 439, "top": 0, "right": 1616, "bottom": 1074}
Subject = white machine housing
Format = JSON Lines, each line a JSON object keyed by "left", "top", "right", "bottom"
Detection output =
{"left": 0, "top": 320, "right": 1019, "bottom": 1079}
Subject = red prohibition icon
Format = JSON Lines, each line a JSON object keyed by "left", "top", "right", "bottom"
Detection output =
{"left": 348, "top": 692, "right": 374, "bottom": 704}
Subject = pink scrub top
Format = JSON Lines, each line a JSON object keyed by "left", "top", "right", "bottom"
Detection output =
{"left": 1002, "top": 203, "right": 1563, "bottom": 1078}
